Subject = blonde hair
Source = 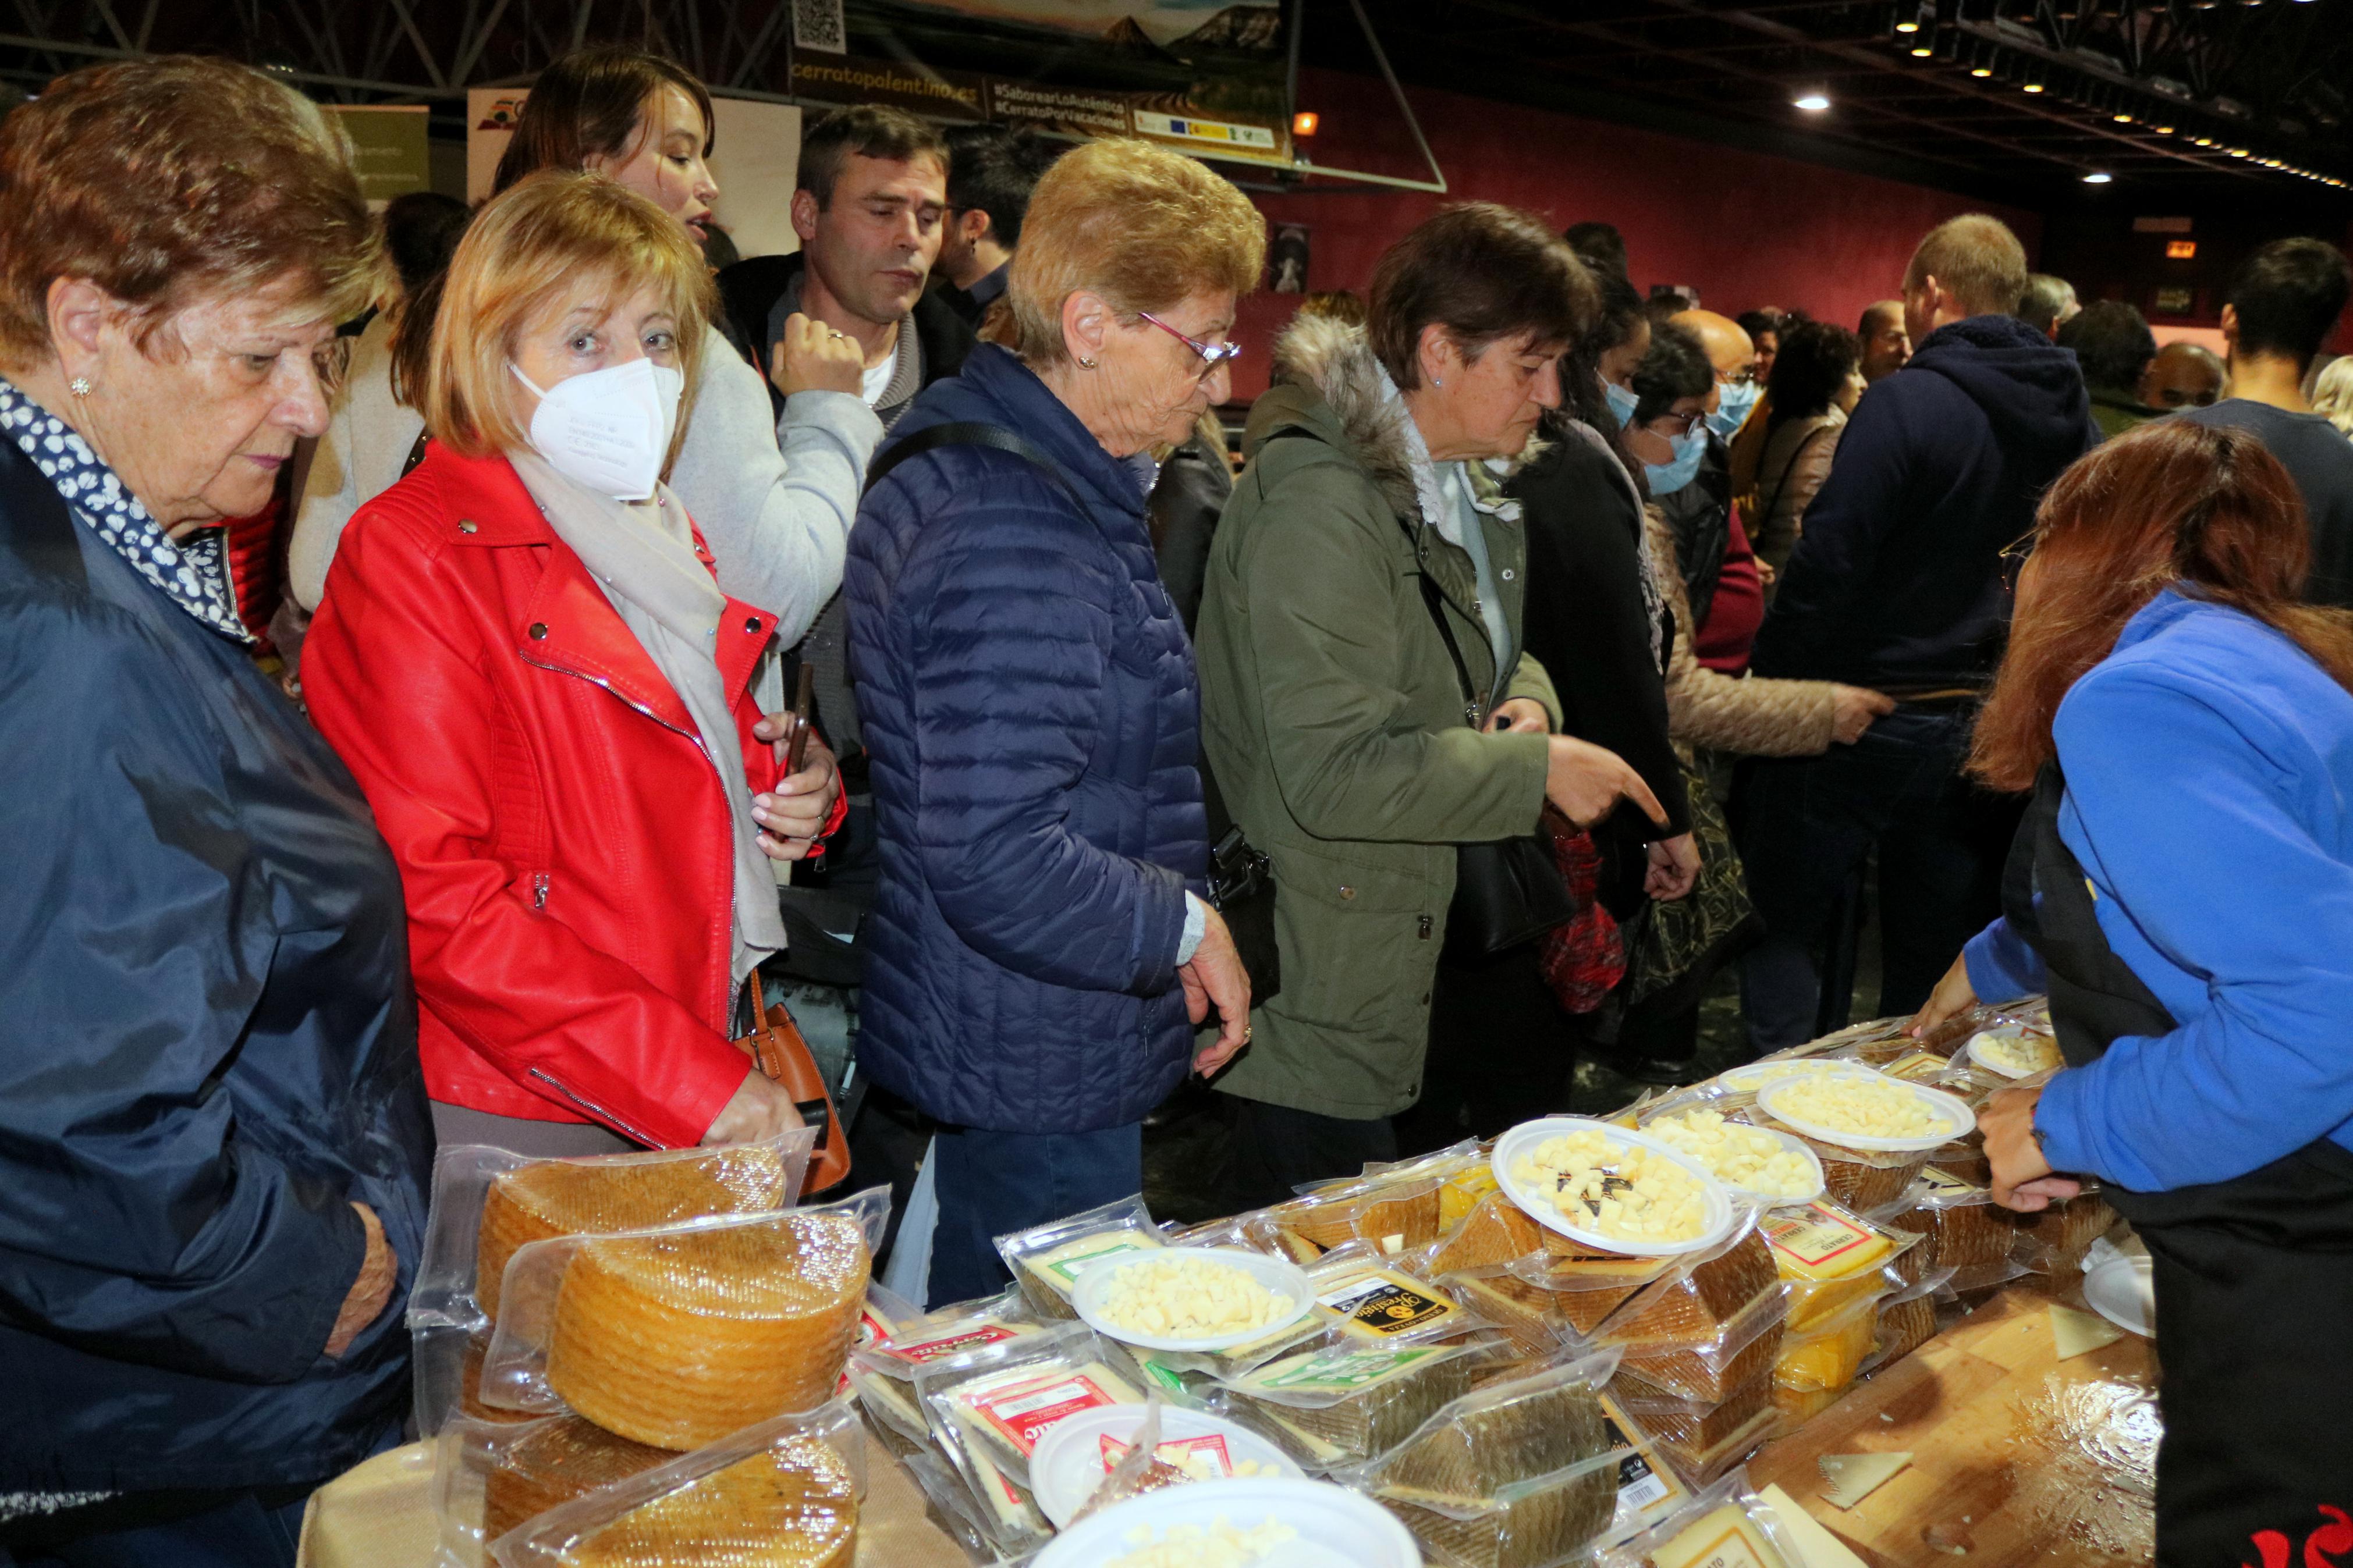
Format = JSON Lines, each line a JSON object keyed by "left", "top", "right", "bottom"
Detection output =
{"left": 424, "top": 170, "right": 712, "bottom": 465}
{"left": 1904, "top": 214, "right": 2029, "bottom": 319}
{"left": 1006, "top": 138, "right": 1265, "bottom": 369}
{"left": 2313, "top": 356, "right": 2353, "bottom": 438}
{"left": 0, "top": 56, "right": 386, "bottom": 367}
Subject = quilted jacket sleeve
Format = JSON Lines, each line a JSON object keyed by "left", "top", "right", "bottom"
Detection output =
{"left": 306, "top": 503, "right": 750, "bottom": 1150}
{"left": 1645, "top": 507, "right": 1841, "bottom": 757}
{"left": 899, "top": 472, "right": 1188, "bottom": 998}
{"left": 0, "top": 593, "right": 367, "bottom": 1382}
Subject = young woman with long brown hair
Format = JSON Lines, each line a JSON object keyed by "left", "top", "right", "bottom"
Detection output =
{"left": 1912, "top": 418, "right": 2353, "bottom": 1566}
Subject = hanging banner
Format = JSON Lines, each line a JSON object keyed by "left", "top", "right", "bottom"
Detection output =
{"left": 803, "top": 0, "right": 1290, "bottom": 165}
{"left": 466, "top": 87, "right": 529, "bottom": 203}
{"left": 325, "top": 104, "right": 431, "bottom": 208}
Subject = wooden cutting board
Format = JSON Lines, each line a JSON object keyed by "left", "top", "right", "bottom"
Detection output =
{"left": 1749, "top": 1286, "right": 2159, "bottom": 1567}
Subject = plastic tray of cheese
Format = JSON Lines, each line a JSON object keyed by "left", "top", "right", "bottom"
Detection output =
{"left": 1493, "top": 1119, "right": 1737, "bottom": 1258}
{"left": 409, "top": 1132, "right": 815, "bottom": 1330}
{"left": 1344, "top": 1355, "right": 1624, "bottom": 1568}
{"left": 484, "top": 1421, "right": 860, "bottom": 1568}
{"left": 474, "top": 1188, "right": 883, "bottom": 1448}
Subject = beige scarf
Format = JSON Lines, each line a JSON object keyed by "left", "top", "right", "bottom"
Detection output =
{"left": 510, "top": 449, "right": 789, "bottom": 995}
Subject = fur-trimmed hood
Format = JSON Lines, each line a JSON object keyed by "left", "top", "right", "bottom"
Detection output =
{"left": 1258, "top": 314, "right": 1545, "bottom": 525}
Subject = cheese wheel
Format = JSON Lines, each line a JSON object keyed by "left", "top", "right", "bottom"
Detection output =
{"left": 477, "top": 1146, "right": 796, "bottom": 1320}
{"left": 558, "top": 1436, "right": 857, "bottom": 1567}
{"left": 547, "top": 1213, "right": 870, "bottom": 1450}
{"left": 481, "top": 1417, "right": 674, "bottom": 1544}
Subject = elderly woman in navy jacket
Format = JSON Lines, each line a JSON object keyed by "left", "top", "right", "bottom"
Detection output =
{"left": 0, "top": 61, "right": 429, "bottom": 1564}
{"left": 846, "top": 139, "right": 1264, "bottom": 1304}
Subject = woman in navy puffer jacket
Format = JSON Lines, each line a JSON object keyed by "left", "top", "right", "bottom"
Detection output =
{"left": 846, "top": 138, "right": 1265, "bottom": 1303}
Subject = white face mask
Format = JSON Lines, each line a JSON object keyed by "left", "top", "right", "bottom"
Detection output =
{"left": 511, "top": 357, "right": 684, "bottom": 502}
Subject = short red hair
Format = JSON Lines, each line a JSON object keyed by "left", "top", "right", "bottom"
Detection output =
{"left": 1970, "top": 419, "right": 2353, "bottom": 792}
{"left": 0, "top": 56, "right": 384, "bottom": 365}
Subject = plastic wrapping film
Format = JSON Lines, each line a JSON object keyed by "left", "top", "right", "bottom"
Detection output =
{"left": 475, "top": 1185, "right": 888, "bottom": 1448}
{"left": 1421, "top": 1190, "right": 1547, "bottom": 1279}
{"left": 1338, "top": 1138, "right": 1502, "bottom": 1231}
{"left": 1758, "top": 1200, "right": 1914, "bottom": 1334}
{"left": 1859, "top": 1289, "right": 1940, "bottom": 1375}
{"left": 913, "top": 1320, "right": 1145, "bottom": 1497}
{"left": 1603, "top": 1281, "right": 1788, "bottom": 1407}
{"left": 1246, "top": 1175, "right": 1445, "bottom": 1261}
{"left": 1900, "top": 1165, "right": 2014, "bottom": 1271}
{"left": 853, "top": 1286, "right": 1047, "bottom": 1378}
{"left": 411, "top": 1132, "right": 817, "bottom": 1332}
{"left": 435, "top": 1415, "right": 681, "bottom": 1567}
{"left": 994, "top": 1195, "right": 1165, "bottom": 1320}
{"left": 1591, "top": 1389, "right": 1697, "bottom": 1551}
{"left": 1303, "top": 1244, "right": 1488, "bottom": 1349}
{"left": 1610, "top": 1368, "right": 1769, "bottom": 1486}
{"left": 1745, "top": 1108, "right": 1933, "bottom": 1213}
{"left": 1215, "top": 1334, "right": 1509, "bottom": 1469}
{"left": 1600, "top": 1469, "right": 1809, "bottom": 1568}
{"left": 416, "top": 1326, "right": 544, "bottom": 1441}
{"left": 1335, "top": 1350, "right": 1626, "bottom": 1568}
{"left": 1999, "top": 1191, "right": 2118, "bottom": 1275}
{"left": 484, "top": 1400, "right": 865, "bottom": 1568}
{"left": 1436, "top": 1249, "right": 1676, "bottom": 1355}
{"left": 1772, "top": 1293, "right": 1882, "bottom": 1396}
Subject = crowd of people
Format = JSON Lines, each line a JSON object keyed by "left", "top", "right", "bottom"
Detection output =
{"left": 3, "top": 47, "right": 2352, "bottom": 1567}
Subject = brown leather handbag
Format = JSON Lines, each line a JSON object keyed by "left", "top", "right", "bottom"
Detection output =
{"left": 729, "top": 970, "right": 851, "bottom": 1193}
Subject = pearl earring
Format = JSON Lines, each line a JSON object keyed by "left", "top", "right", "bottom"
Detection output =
{"left": 1433, "top": 376, "right": 1443, "bottom": 387}
{"left": 69, "top": 376, "right": 91, "bottom": 397}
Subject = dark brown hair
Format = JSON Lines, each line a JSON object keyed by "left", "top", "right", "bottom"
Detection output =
{"left": 492, "top": 48, "right": 712, "bottom": 197}
{"left": 1971, "top": 419, "right": 2353, "bottom": 791}
{"left": 396, "top": 47, "right": 709, "bottom": 408}
{"left": 797, "top": 105, "right": 947, "bottom": 209}
{"left": 0, "top": 55, "right": 384, "bottom": 365}
{"left": 1368, "top": 203, "right": 1593, "bottom": 392}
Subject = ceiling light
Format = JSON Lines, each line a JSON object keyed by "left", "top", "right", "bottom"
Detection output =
{"left": 2022, "top": 79, "right": 2045, "bottom": 93}
{"left": 2228, "top": 147, "right": 2250, "bottom": 157}
{"left": 2082, "top": 170, "right": 2113, "bottom": 183}
{"left": 1794, "top": 92, "right": 1832, "bottom": 112}
{"left": 2022, "top": 63, "right": 2047, "bottom": 93}
{"left": 2194, "top": 136, "right": 2214, "bottom": 146}
{"left": 1971, "top": 62, "right": 1994, "bottom": 77}
{"left": 1910, "top": 38, "right": 1935, "bottom": 56}
{"left": 2113, "top": 112, "right": 2135, "bottom": 124}
{"left": 2153, "top": 125, "right": 2175, "bottom": 135}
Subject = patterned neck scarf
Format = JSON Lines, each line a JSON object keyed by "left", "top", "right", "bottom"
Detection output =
{"left": 0, "top": 375, "right": 253, "bottom": 644}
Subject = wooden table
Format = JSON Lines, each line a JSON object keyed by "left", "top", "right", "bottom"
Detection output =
{"left": 1750, "top": 1285, "right": 2159, "bottom": 1568}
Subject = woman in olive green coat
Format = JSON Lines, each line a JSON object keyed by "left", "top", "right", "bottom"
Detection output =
{"left": 1195, "top": 205, "right": 1667, "bottom": 1201}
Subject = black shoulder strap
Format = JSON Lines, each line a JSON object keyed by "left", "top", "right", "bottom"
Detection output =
{"left": 865, "top": 421, "right": 1091, "bottom": 518}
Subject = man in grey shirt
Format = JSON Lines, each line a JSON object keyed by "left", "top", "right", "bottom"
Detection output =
{"left": 2174, "top": 236, "right": 2353, "bottom": 608}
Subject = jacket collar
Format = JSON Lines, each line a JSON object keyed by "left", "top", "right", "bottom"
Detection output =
{"left": 413, "top": 443, "right": 774, "bottom": 733}
{"left": 939, "top": 344, "right": 1154, "bottom": 523}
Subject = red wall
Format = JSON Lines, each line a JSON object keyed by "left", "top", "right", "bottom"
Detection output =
{"left": 1226, "top": 67, "right": 2045, "bottom": 401}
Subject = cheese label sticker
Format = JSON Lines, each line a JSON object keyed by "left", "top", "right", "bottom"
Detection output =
{"left": 1880, "top": 1050, "right": 1950, "bottom": 1083}
{"left": 1316, "top": 1270, "right": 1454, "bottom": 1336}
{"left": 968, "top": 1373, "right": 1124, "bottom": 1455}
{"left": 881, "top": 1321, "right": 1024, "bottom": 1364}
{"left": 856, "top": 1306, "right": 895, "bottom": 1346}
{"left": 1596, "top": 1394, "right": 1688, "bottom": 1523}
{"left": 1032, "top": 1236, "right": 1155, "bottom": 1289}
{"left": 1921, "top": 1167, "right": 1985, "bottom": 1199}
{"left": 1250, "top": 1344, "right": 1445, "bottom": 1393}
{"left": 1765, "top": 1204, "right": 1876, "bottom": 1269}
{"left": 1099, "top": 1432, "right": 1237, "bottom": 1480}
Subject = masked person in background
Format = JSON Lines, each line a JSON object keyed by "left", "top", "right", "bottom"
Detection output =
{"left": 307, "top": 172, "right": 844, "bottom": 1156}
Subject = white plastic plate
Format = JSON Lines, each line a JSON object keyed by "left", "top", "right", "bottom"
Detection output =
{"left": 1030, "top": 1404, "right": 1305, "bottom": 1529}
{"left": 1640, "top": 1114, "right": 1827, "bottom": 1206}
{"left": 1965, "top": 1027, "right": 2064, "bottom": 1081}
{"left": 1071, "top": 1247, "right": 1314, "bottom": 1353}
{"left": 1757, "top": 1073, "right": 1977, "bottom": 1153}
{"left": 2083, "top": 1254, "right": 2156, "bottom": 1338}
{"left": 1492, "top": 1117, "right": 1739, "bottom": 1258}
{"left": 1034, "top": 1476, "right": 1416, "bottom": 1568}
{"left": 1717, "top": 1057, "right": 1879, "bottom": 1094}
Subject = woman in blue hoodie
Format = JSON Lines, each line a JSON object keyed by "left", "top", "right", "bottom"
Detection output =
{"left": 1914, "top": 419, "right": 2353, "bottom": 1567}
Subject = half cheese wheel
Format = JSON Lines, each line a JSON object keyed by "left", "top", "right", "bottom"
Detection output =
{"left": 546, "top": 1213, "right": 870, "bottom": 1450}
{"left": 481, "top": 1417, "right": 673, "bottom": 1544}
{"left": 556, "top": 1436, "right": 857, "bottom": 1567}
{"left": 477, "top": 1146, "right": 796, "bottom": 1320}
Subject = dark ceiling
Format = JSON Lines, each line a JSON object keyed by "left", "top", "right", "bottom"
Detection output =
{"left": 1314, "top": 0, "right": 2353, "bottom": 207}
{"left": 3, "top": 0, "right": 2347, "bottom": 208}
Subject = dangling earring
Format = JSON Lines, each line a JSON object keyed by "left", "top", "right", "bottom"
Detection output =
{"left": 69, "top": 376, "right": 91, "bottom": 398}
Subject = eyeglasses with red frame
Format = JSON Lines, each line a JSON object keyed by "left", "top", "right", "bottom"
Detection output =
{"left": 1137, "top": 310, "right": 1243, "bottom": 373}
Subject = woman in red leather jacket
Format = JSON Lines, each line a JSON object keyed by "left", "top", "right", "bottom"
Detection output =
{"left": 306, "top": 172, "right": 842, "bottom": 1156}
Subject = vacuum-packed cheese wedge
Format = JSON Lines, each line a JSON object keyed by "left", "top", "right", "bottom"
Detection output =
{"left": 546, "top": 1212, "right": 870, "bottom": 1450}
{"left": 537, "top": 1435, "right": 858, "bottom": 1568}
{"left": 480, "top": 1417, "right": 676, "bottom": 1544}
{"left": 1644, "top": 1500, "right": 1796, "bottom": 1568}
{"left": 1907, "top": 1167, "right": 2011, "bottom": 1269}
{"left": 1426, "top": 1191, "right": 1543, "bottom": 1277}
{"left": 1228, "top": 1342, "right": 1481, "bottom": 1461}
{"left": 1760, "top": 1203, "right": 1896, "bottom": 1334}
{"left": 1606, "top": 1231, "right": 1777, "bottom": 1342}
{"left": 1872, "top": 1292, "right": 1938, "bottom": 1369}
{"left": 1772, "top": 1297, "right": 1880, "bottom": 1395}
{"left": 477, "top": 1146, "right": 795, "bottom": 1320}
